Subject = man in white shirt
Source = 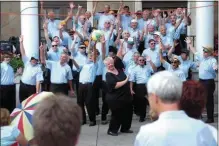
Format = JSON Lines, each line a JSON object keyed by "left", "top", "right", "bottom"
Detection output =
{"left": 134, "top": 71, "right": 217, "bottom": 146}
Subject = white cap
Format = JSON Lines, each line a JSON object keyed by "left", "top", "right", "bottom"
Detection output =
{"left": 131, "top": 19, "right": 138, "bottom": 23}
{"left": 153, "top": 31, "right": 161, "bottom": 36}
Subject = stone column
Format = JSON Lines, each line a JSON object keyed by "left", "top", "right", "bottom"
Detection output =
{"left": 196, "top": 1, "right": 214, "bottom": 56}
{"left": 20, "top": 0, "right": 39, "bottom": 58}
{"left": 135, "top": 0, "right": 142, "bottom": 12}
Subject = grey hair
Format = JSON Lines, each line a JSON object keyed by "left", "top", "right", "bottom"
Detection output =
{"left": 122, "top": 30, "right": 130, "bottom": 37}
{"left": 133, "top": 52, "right": 140, "bottom": 57}
{"left": 147, "top": 71, "right": 183, "bottom": 103}
{"left": 103, "top": 57, "right": 114, "bottom": 65}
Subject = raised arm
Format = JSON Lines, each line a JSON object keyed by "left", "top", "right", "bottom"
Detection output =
{"left": 40, "top": 1, "right": 47, "bottom": 21}
{"left": 117, "top": 40, "right": 125, "bottom": 59}
{"left": 43, "top": 20, "right": 51, "bottom": 44}
{"left": 39, "top": 42, "right": 46, "bottom": 64}
{"left": 146, "top": 56, "right": 157, "bottom": 72}
{"left": 19, "top": 35, "right": 26, "bottom": 57}
{"left": 185, "top": 37, "right": 197, "bottom": 54}
{"left": 74, "top": 5, "right": 83, "bottom": 25}
{"left": 159, "top": 48, "right": 165, "bottom": 64}
{"left": 92, "top": 1, "right": 98, "bottom": 16}
{"left": 100, "top": 35, "right": 106, "bottom": 60}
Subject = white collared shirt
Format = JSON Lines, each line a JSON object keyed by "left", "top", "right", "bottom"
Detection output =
{"left": 135, "top": 111, "right": 217, "bottom": 146}
{"left": 1, "top": 62, "right": 14, "bottom": 85}
{"left": 21, "top": 57, "right": 44, "bottom": 85}
{"left": 46, "top": 61, "right": 73, "bottom": 84}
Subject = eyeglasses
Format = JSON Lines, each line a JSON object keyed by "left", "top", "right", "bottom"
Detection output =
{"left": 138, "top": 60, "right": 145, "bottom": 62}
{"left": 171, "top": 61, "right": 178, "bottom": 64}
{"left": 52, "top": 45, "right": 58, "bottom": 47}
{"left": 150, "top": 43, "right": 155, "bottom": 45}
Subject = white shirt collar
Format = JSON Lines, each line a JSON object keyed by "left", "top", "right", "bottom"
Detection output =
{"left": 159, "top": 110, "right": 187, "bottom": 119}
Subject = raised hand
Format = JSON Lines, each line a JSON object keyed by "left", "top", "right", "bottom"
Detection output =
{"left": 78, "top": 5, "right": 83, "bottom": 11}
{"left": 100, "top": 35, "right": 106, "bottom": 44}
{"left": 213, "top": 64, "right": 218, "bottom": 70}
{"left": 69, "top": 2, "right": 76, "bottom": 9}
{"left": 19, "top": 35, "right": 23, "bottom": 42}
{"left": 184, "top": 37, "right": 192, "bottom": 45}
{"left": 39, "top": 42, "right": 45, "bottom": 51}
{"left": 146, "top": 55, "right": 151, "bottom": 62}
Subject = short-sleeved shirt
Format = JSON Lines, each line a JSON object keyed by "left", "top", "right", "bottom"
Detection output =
{"left": 195, "top": 52, "right": 217, "bottom": 80}
{"left": 105, "top": 70, "right": 132, "bottom": 110}
{"left": 1, "top": 62, "right": 14, "bottom": 85}
{"left": 1, "top": 126, "right": 20, "bottom": 146}
{"left": 21, "top": 56, "right": 44, "bottom": 85}
{"left": 79, "top": 61, "right": 98, "bottom": 84}
{"left": 46, "top": 61, "right": 73, "bottom": 84}
{"left": 129, "top": 65, "right": 153, "bottom": 84}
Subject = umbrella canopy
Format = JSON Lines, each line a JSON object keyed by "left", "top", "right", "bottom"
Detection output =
{"left": 10, "top": 92, "right": 54, "bottom": 141}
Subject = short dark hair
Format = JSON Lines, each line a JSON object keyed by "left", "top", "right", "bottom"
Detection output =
{"left": 33, "top": 94, "right": 82, "bottom": 146}
{"left": 148, "top": 39, "right": 155, "bottom": 44}
{"left": 109, "top": 46, "right": 117, "bottom": 54}
{"left": 180, "top": 81, "right": 207, "bottom": 119}
{"left": 123, "top": 6, "right": 129, "bottom": 10}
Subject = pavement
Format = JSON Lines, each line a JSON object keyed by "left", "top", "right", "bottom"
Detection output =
{"left": 75, "top": 96, "right": 218, "bottom": 146}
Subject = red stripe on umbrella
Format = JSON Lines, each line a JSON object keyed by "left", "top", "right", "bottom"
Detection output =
{"left": 24, "top": 93, "right": 38, "bottom": 107}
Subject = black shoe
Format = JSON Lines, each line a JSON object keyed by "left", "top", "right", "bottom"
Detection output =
{"left": 89, "top": 121, "right": 96, "bottom": 126}
{"left": 139, "top": 118, "right": 145, "bottom": 122}
{"left": 101, "top": 120, "right": 108, "bottom": 125}
{"left": 205, "top": 119, "right": 214, "bottom": 123}
{"left": 82, "top": 121, "right": 86, "bottom": 125}
{"left": 107, "top": 131, "right": 118, "bottom": 136}
{"left": 120, "top": 130, "right": 133, "bottom": 133}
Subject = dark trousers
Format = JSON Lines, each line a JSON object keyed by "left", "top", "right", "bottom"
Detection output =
{"left": 78, "top": 83, "right": 96, "bottom": 122}
{"left": 101, "top": 81, "right": 109, "bottom": 121}
{"left": 72, "top": 71, "right": 80, "bottom": 97}
{"left": 134, "top": 84, "right": 148, "bottom": 119}
{"left": 109, "top": 103, "right": 133, "bottom": 133}
{"left": 50, "top": 83, "right": 68, "bottom": 95}
{"left": 92, "top": 75, "right": 102, "bottom": 114}
{"left": 199, "top": 79, "right": 215, "bottom": 120}
{"left": 19, "top": 81, "right": 36, "bottom": 103}
{"left": 0, "top": 84, "right": 16, "bottom": 112}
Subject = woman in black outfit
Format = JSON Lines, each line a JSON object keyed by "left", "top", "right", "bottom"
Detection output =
{"left": 104, "top": 57, "right": 133, "bottom": 136}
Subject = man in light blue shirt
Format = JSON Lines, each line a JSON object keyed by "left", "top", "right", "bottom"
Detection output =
{"left": 19, "top": 36, "right": 44, "bottom": 102}
{"left": 160, "top": 49, "right": 186, "bottom": 82}
{"left": 0, "top": 53, "right": 16, "bottom": 112}
{"left": 129, "top": 56, "right": 157, "bottom": 122}
{"left": 186, "top": 37, "right": 218, "bottom": 123}
{"left": 93, "top": 3, "right": 115, "bottom": 30}
{"left": 168, "top": 49, "right": 197, "bottom": 80}
{"left": 142, "top": 39, "right": 161, "bottom": 69}
{"left": 119, "top": 6, "right": 132, "bottom": 31}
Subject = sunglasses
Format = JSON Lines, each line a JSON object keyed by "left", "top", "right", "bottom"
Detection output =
{"left": 52, "top": 45, "right": 58, "bottom": 47}
{"left": 150, "top": 43, "right": 155, "bottom": 45}
{"left": 171, "top": 61, "right": 178, "bottom": 64}
{"left": 138, "top": 59, "right": 145, "bottom": 61}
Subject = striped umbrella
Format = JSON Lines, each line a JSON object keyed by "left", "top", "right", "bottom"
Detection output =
{"left": 10, "top": 92, "right": 54, "bottom": 141}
